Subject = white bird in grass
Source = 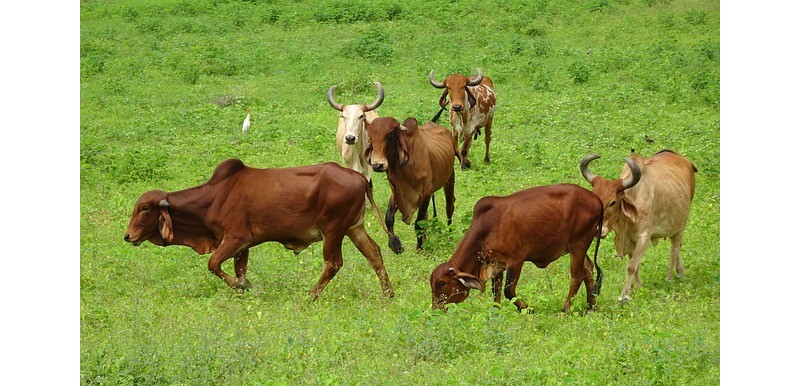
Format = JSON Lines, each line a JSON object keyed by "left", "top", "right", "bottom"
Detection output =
{"left": 242, "top": 106, "right": 251, "bottom": 134}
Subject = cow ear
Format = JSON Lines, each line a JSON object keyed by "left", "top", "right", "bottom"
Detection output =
{"left": 466, "top": 88, "right": 476, "bottom": 109}
{"left": 439, "top": 89, "right": 449, "bottom": 108}
{"left": 395, "top": 126, "right": 411, "bottom": 168}
{"left": 456, "top": 272, "right": 485, "bottom": 292}
{"left": 364, "top": 145, "right": 373, "bottom": 163}
{"left": 620, "top": 197, "right": 638, "bottom": 224}
{"left": 159, "top": 207, "right": 174, "bottom": 243}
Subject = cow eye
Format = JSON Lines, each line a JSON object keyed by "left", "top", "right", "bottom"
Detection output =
{"left": 437, "top": 281, "right": 446, "bottom": 289}
{"left": 608, "top": 199, "right": 617, "bottom": 207}
{"left": 359, "top": 114, "right": 366, "bottom": 120}
{"left": 141, "top": 205, "right": 150, "bottom": 213}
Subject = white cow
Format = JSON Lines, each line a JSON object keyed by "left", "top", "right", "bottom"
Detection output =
{"left": 326, "top": 82, "right": 384, "bottom": 182}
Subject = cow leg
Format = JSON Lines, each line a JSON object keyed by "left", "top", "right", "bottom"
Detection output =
{"left": 504, "top": 263, "right": 529, "bottom": 312}
{"left": 460, "top": 134, "right": 473, "bottom": 170}
{"left": 444, "top": 172, "right": 455, "bottom": 226}
{"left": 620, "top": 238, "right": 650, "bottom": 302}
{"left": 233, "top": 249, "right": 252, "bottom": 290}
{"left": 667, "top": 230, "right": 686, "bottom": 280}
{"left": 483, "top": 119, "right": 493, "bottom": 164}
{"left": 385, "top": 196, "right": 403, "bottom": 254}
{"left": 491, "top": 270, "right": 504, "bottom": 305}
{"left": 415, "top": 198, "right": 430, "bottom": 250}
{"left": 309, "top": 233, "right": 345, "bottom": 300}
{"left": 567, "top": 254, "right": 597, "bottom": 313}
{"left": 207, "top": 236, "right": 249, "bottom": 291}
{"left": 347, "top": 225, "right": 394, "bottom": 298}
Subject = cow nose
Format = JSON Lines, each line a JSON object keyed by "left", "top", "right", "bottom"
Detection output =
{"left": 452, "top": 104, "right": 463, "bottom": 112}
{"left": 124, "top": 234, "right": 131, "bottom": 242}
{"left": 345, "top": 135, "right": 356, "bottom": 145}
{"left": 372, "top": 163, "right": 385, "bottom": 172}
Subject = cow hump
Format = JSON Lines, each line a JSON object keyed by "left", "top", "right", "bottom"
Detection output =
{"left": 209, "top": 158, "right": 246, "bottom": 184}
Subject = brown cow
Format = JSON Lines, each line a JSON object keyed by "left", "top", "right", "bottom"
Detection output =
{"left": 430, "top": 184, "right": 604, "bottom": 313}
{"left": 124, "top": 158, "right": 394, "bottom": 299}
{"left": 429, "top": 68, "right": 496, "bottom": 170}
{"left": 580, "top": 149, "right": 697, "bottom": 302}
{"left": 364, "top": 117, "right": 456, "bottom": 254}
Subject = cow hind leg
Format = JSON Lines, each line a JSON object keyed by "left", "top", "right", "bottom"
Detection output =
{"left": 667, "top": 231, "right": 686, "bottom": 280}
{"left": 444, "top": 173, "right": 455, "bottom": 226}
{"left": 309, "top": 234, "right": 345, "bottom": 300}
{"left": 563, "top": 252, "right": 591, "bottom": 313}
{"left": 415, "top": 198, "right": 431, "bottom": 250}
{"left": 581, "top": 255, "right": 597, "bottom": 312}
{"left": 347, "top": 226, "right": 394, "bottom": 298}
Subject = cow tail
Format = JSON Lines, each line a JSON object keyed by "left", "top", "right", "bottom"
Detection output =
{"left": 592, "top": 203, "right": 604, "bottom": 296}
{"left": 365, "top": 179, "right": 394, "bottom": 239}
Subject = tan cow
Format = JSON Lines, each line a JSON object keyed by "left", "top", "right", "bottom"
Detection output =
{"left": 429, "top": 68, "right": 496, "bottom": 170}
{"left": 327, "top": 82, "right": 384, "bottom": 182}
{"left": 580, "top": 149, "right": 697, "bottom": 302}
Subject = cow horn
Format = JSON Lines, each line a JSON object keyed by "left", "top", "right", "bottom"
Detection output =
{"left": 326, "top": 85, "right": 343, "bottom": 111}
{"left": 399, "top": 125, "right": 408, "bottom": 132}
{"left": 467, "top": 68, "right": 483, "bottom": 86}
{"left": 621, "top": 157, "right": 642, "bottom": 190}
{"left": 429, "top": 70, "right": 445, "bottom": 89}
{"left": 580, "top": 154, "right": 601, "bottom": 184}
{"left": 159, "top": 198, "right": 170, "bottom": 208}
{"left": 365, "top": 82, "right": 385, "bottom": 111}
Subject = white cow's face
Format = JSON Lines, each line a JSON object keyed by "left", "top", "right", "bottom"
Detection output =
{"left": 340, "top": 105, "right": 369, "bottom": 146}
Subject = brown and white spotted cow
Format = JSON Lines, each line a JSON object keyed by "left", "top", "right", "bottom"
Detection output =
{"left": 429, "top": 68, "right": 496, "bottom": 170}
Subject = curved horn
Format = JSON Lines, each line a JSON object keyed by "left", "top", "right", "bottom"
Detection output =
{"left": 326, "top": 85, "right": 343, "bottom": 111}
{"left": 621, "top": 157, "right": 642, "bottom": 190}
{"left": 467, "top": 68, "right": 483, "bottom": 86}
{"left": 429, "top": 70, "right": 445, "bottom": 88}
{"left": 159, "top": 198, "right": 170, "bottom": 208}
{"left": 580, "top": 154, "right": 601, "bottom": 184}
{"left": 365, "top": 82, "right": 385, "bottom": 111}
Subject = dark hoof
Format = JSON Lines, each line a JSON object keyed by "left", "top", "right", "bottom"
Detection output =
{"left": 525, "top": 308, "right": 535, "bottom": 315}
{"left": 389, "top": 236, "right": 404, "bottom": 254}
{"left": 460, "top": 160, "right": 472, "bottom": 171}
{"left": 236, "top": 277, "right": 252, "bottom": 290}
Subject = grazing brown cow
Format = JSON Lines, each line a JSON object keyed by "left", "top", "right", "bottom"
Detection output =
{"left": 124, "top": 159, "right": 394, "bottom": 299}
{"left": 580, "top": 149, "right": 697, "bottom": 302}
{"left": 364, "top": 117, "right": 456, "bottom": 254}
{"left": 429, "top": 68, "right": 496, "bottom": 170}
{"left": 430, "top": 184, "right": 604, "bottom": 313}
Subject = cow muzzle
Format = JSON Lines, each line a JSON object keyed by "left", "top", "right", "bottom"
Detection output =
{"left": 124, "top": 233, "right": 142, "bottom": 246}
{"left": 345, "top": 135, "right": 356, "bottom": 145}
{"left": 452, "top": 104, "right": 463, "bottom": 113}
{"left": 372, "top": 163, "right": 386, "bottom": 172}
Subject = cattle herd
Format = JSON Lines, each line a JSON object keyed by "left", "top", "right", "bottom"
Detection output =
{"left": 124, "top": 68, "right": 698, "bottom": 313}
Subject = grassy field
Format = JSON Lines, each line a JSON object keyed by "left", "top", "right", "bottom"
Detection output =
{"left": 80, "top": 0, "right": 719, "bottom": 384}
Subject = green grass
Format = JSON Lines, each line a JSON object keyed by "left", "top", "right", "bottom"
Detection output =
{"left": 80, "top": 0, "right": 719, "bottom": 384}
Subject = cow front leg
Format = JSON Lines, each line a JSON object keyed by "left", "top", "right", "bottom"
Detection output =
{"left": 309, "top": 234, "right": 345, "bottom": 300}
{"left": 620, "top": 238, "right": 650, "bottom": 302}
{"left": 491, "top": 270, "right": 504, "bottom": 305}
{"left": 347, "top": 226, "right": 394, "bottom": 298}
{"left": 504, "top": 263, "right": 529, "bottom": 312}
{"left": 385, "top": 196, "right": 403, "bottom": 254}
{"left": 207, "top": 236, "right": 249, "bottom": 291}
{"left": 415, "top": 198, "right": 430, "bottom": 250}
{"left": 233, "top": 249, "right": 252, "bottom": 290}
{"left": 460, "top": 134, "right": 474, "bottom": 170}
{"left": 483, "top": 119, "right": 493, "bottom": 164}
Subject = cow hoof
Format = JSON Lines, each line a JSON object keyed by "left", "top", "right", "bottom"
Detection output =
{"left": 525, "top": 308, "right": 535, "bottom": 315}
{"left": 388, "top": 236, "right": 404, "bottom": 254}
{"left": 618, "top": 294, "right": 632, "bottom": 303}
{"left": 236, "top": 277, "right": 252, "bottom": 290}
{"left": 461, "top": 160, "right": 472, "bottom": 170}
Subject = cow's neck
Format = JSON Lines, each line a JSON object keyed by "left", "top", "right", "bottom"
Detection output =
{"left": 448, "top": 235, "right": 485, "bottom": 278}
{"left": 163, "top": 185, "right": 218, "bottom": 253}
